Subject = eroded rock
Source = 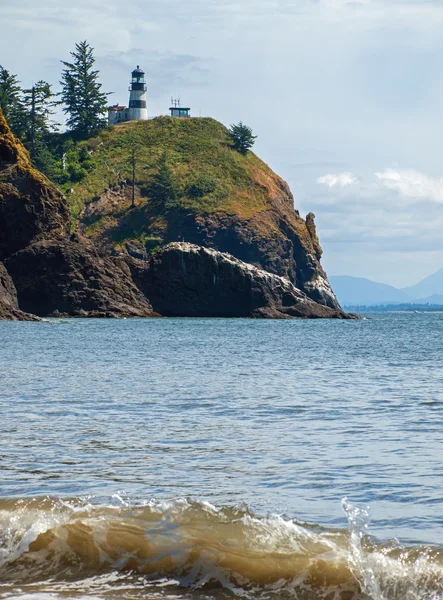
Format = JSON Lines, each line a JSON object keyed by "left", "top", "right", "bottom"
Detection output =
{"left": 130, "top": 242, "right": 352, "bottom": 319}
{"left": 163, "top": 209, "right": 340, "bottom": 310}
{"left": 5, "top": 236, "right": 153, "bottom": 318}
{"left": 0, "top": 262, "right": 40, "bottom": 321}
{"left": 0, "top": 110, "right": 69, "bottom": 261}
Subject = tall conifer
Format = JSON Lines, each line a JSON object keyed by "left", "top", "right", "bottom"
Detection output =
{"left": 60, "top": 41, "right": 108, "bottom": 139}
{"left": 22, "top": 81, "right": 58, "bottom": 158}
{"left": 0, "top": 66, "right": 27, "bottom": 138}
{"left": 0, "top": 66, "right": 22, "bottom": 119}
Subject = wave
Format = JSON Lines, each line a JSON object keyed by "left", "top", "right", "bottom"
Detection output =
{"left": 0, "top": 496, "right": 442, "bottom": 600}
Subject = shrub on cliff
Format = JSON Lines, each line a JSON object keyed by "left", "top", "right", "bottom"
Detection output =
{"left": 67, "top": 163, "right": 88, "bottom": 182}
{"left": 146, "top": 152, "right": 180, "bottom": 209}
{"left": 187, "top": 175, "right": 217, "bottom": 198}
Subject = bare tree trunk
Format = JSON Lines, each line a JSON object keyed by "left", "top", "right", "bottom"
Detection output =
{"left": 30, "top": 86, "right": 36, "bottom": 159}
{"left": 131, "top": 147, "right": 136, "bottom": 208}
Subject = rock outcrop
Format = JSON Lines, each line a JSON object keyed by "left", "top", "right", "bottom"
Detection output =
{"left": 129, "top": 242, "right": 352, "bottom": 319}
{"left": 5, "top": 236, "right": 153, "bottom": 318}
{"left": 0, "top": 111, "right": 69, "bottom": 261}
{"left": 163, "top": 206, "right": 339, "bottom": 309}
{"left": 72, "top": 118, "right": 340, "bottom": 310}
{"left": 0, "top": 262, "right": 39, "bottom": 321}
{"left": 0, "top": 111, "right": 350, "bottom": 321}
{"left": 0, "top": 111, "right": 153, "bottom": 319}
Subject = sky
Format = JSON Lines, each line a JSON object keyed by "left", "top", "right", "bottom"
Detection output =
{"left": 2, "top": 0, "right": 443, "bottom": 287}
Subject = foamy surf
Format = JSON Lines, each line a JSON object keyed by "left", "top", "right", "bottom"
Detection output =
{"left": 0, "top": 497, "right": 442, "bottom": 600}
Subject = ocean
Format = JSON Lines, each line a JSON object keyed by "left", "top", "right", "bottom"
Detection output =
{"left": 1, "top": 313, "right": 443, "bottom": 600}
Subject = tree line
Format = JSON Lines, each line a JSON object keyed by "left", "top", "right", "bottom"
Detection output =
{"left": 0, "top": 41, "right": 108, "bottom": 181}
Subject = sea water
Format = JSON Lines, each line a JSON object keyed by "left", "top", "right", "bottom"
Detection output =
{"left": 1, "top": 313, "right": 443, "bottom": 599}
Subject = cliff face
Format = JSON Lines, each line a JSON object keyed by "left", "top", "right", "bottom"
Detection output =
{"left": 6, "top": 236, "right": 153, "bottom": 318}
{"left": 0, "top": 110, "right": 348, "bottom": 321}
{"left": 69, "top": 117, "right": 340, "bottom": 310}
{"left": 163, "top": 201, "right": 337, "bottom": 309}
{"left": 0, "top": 111, "right": 70, "bottom": 261}
{"left": 0, "top": 110, "right": 153, "bottom": 319}
{"left": 129, "top": 242, "right": 350, "bottom": 319}
{"left": 0, "top": 262, "right": 39, "bottom": 321}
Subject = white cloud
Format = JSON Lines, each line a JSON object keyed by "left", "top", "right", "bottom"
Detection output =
{"left": 317, "top": 172, "right": 358, "bottom": 188}
{"left": 299, "top": 165, "right": 443, "bottom": 285}
{"left": 375, "top": 168, "right": 443, "bottom": 204}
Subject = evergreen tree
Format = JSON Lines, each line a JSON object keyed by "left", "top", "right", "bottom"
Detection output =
{"left": 0, "top": 67, "right": 63, "bottom": 181}
{"left": 0, "top": 66, "right": 27, "bottom": 138}
{"left": 229, "top": 122, "right": 257, "bottom": 155}
{"left": 0, "top": 66, "right": 22, "bottom": 119}
{"left": 32, "top": 142, "right": 64, "bottom": 182}
{"left": 60, "top": 41, "right": 109, "bottom": 139}
{"left": 147, "top": 152, "right": 179, "bottom": 208}
{"left": 22, "top": 81, "right": 58, "bottom": 159}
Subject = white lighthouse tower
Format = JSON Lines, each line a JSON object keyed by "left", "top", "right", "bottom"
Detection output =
{"left": 127, "top": 66, "right": 148, "bottom": 121}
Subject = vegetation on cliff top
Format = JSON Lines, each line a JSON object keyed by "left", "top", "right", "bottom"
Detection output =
{"left": 64, "top": 116, "right": 289, "bottom": 248}
{"left": 1, "top": 41, "right": 109, "bottom": 182}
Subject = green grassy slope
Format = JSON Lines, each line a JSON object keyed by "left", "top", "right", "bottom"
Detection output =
{"left": 64, "top": 117, "right": 290, "bottom": 249}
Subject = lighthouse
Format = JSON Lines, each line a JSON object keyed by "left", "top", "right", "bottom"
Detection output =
{"left": 108, "top": 66, "right": 149, "bottom": 125}
{"left": 128, "top": 66, "right": 148, "bottom": 121}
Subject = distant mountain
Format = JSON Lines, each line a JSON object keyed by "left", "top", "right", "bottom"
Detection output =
{"left": 414, "top": 294, "right": 443, "bottom": 305}
{"left": 330, "top": 267, "right": 443, "bottom": 307}
{"left": 329, "top": 275, "right": 412, "bottom": 307}
{"left": 402, "top": 267, "right": 443, "bottom": 300}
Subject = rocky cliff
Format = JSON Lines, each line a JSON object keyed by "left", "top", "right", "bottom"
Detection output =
{"left": 0, "top": 110, "right": 350, "bottom": 321}
{"left": 129, "top": 242, "right": 349, "bottom": 319}
{"left": 0, "top": 262, "right": 39, "bottom": 321}
{"left": 5, "top": 236, "right": 153, "bottom": 318}
{"left": 0, "top": 111, "right": 69, "bottom": 261}
{"left": 0, "top": 111, "right": 153, "bottom": 319}
{"left": 69, "top": 117, "right": 340, "bottom": 310}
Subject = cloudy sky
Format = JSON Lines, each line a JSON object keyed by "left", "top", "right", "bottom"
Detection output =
{"left": 2, "top": 0, "right": 443, "bottom": 287}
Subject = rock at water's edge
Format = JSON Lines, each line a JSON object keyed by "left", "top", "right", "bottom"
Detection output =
{"left": 5, "top": 236, "right": 154, "bottom": 318}
{"left": 0, "top": 262, "right": 40, "bottom": 321}
{"left": 163, "top": 209, "right": 341, "bottom": 310}
{"left": 129, "top": 242, "right": 353, "bottom": 319}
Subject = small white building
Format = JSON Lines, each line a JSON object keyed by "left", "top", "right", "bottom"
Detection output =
{"left": 108, "top": 66, "right": 148, "bottom": 126}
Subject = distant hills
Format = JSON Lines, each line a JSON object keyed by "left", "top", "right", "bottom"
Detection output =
{"left": 402, "top": 267, "right": 443, "bottom": 300}
{"left": 330, "top": 268, "right": 443, "bottom": 307}
{"left": 329, "top": 276, "right": 410, "bottom": 306}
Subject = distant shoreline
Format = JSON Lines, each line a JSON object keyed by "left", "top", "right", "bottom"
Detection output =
{"left": 344, "top": 303, "right": 443, "bottom": 312}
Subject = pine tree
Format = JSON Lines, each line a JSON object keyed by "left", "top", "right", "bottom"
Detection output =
{"left": 0, "top": 66, "right": 27, "bottom": 138}
{"left": 147, "top": 152, "right": 180, "bottom": 208}
{"left": 0, "top": 66, "right": 22, "bottom": 119}
{"left": 60, "top": 41, "right": 109, "bottom": 139}
{"left": 22, "top": 81, "right": 58, "bottom": 159}
{"left": 229, "top": 122, "right": 257, "bottom": 155}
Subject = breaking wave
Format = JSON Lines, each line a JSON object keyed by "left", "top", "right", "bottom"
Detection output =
{"left": 0, "top": 496, "right": 443, "bottom": 600}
